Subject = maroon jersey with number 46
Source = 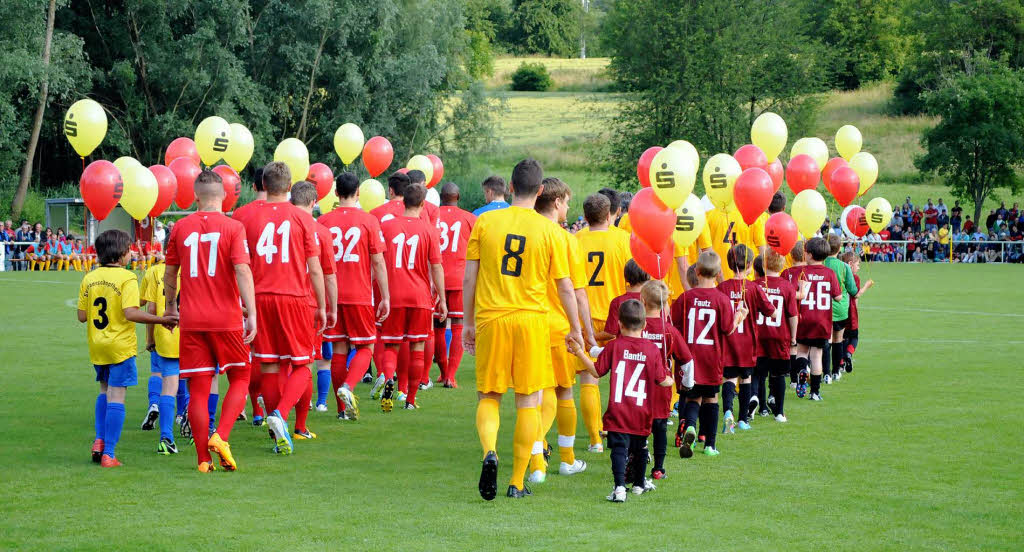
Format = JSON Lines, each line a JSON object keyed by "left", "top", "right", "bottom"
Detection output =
{"left": 795, "top": 264, "right": 841, "bottom": 340}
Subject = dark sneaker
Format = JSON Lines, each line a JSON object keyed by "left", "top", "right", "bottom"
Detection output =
{"left": 479, "top": 450, "right": 499, "bottom": 501}
{"left": 506, "top": 485, "right": 532, "bottom": 499}
{"left": 157, "top": 438, "right": 178, "bottom": 455}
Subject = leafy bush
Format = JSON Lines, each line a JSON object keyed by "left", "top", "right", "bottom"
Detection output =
{"left": 510, "top": 62, "right": 553, "bottom": 91}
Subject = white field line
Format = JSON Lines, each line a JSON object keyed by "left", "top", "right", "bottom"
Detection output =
{"left": 860, "top": 306, "right": 1024, "bottom": 318}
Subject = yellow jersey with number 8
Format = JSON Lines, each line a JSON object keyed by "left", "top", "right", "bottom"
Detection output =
{"left": 140, "top": 263, "right": 180, "bottom": 359}
{"left": 78, "top": 267, "right": 140, "bottom": 365}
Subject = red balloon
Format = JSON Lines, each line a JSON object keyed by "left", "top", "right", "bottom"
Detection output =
{"left": 168, "top": 157, "right": 201, "bottom": 209}
{"left": 846, "top": 206, "right": 869, "bottom": 238}
{"left": 828, "top": 166, "right": 860, "bottom": 208}
{"left": 307, "top": 162, "right": 334, "bottom": 201}
{"left": 79, "top": 160, "right": 123, "bottom": 221}
{"left": 637, "top": 146, "right": 663, "bottom": 188}
{"left": 765, "top": 159, "right": 784, "bottom": 193}
{"left": 148, "top": 164, "right": 178, "bottom": 218}
{"left": 629, "top": 234, "right": 674, "bottom": 280}
{"left": 733, "top": 168, "right": 774, "bottom": 225}
{"left": 734, "top": 144, "right": 767, "bottom": 172}
{"left": 397, "top": 168, "right": 409, "bottom": 175}
{"left": 628, "top": 187, "right": 676, "bottom": 253}
{"left": 426, "top": 154, "right": 444, "bottom": 188}
{"left": 165, "top": 137, "right": 200, "bottom": 166}
{"left": 213, "top": 165, "right": 241, "bottom": 212}
{"left": 362, "top": 136, "right": 394, "bottom": 178}
{"left": 765, "top": 212, "right": 799, "bottom": 255}
{"left": 822, "top": 157, "right": 848, "bottom": 193}
{"left": 785, "top": 154, "right": 820, "bottom": 194}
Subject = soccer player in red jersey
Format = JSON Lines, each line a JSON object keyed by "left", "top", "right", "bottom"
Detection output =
{"left": 378, "top": 184, "right": 446, "bottom": 411}
{"left": 572, "top": 299, "right": 673, "bottom": 502}
{"left": 231, "top": 167, "right": 267, "bottom": 425}
{"left": 163, "top": 170, "right": 257, "bottom": 472}
{"left": 793, "top": 237, "right": 841, "bottom": 401}
{"left": 434, "top": 182, "right": 476, "bottom": 387}
{"left": 238, "top": 162, "right": 327, "bottom": 455}
{"left": 717, "top": 244, "right": 775, "bottom": 432}
{"left": 753, "top": 251, "right": 799, "bottom": 422}
{"left": 319, "top": 172, "right": 390, "bottom": 420}
{"left": 370, "top": 171, "right": 439, "bottom": 227}
{"left": 599, "top": 260, "right": 650, "bottom": 340}
{"left": 670, "top": 250, "right": 747, "bottom": 458}
{"left": 290, "top": 181, "right": 338, "bottom": 438}
{"left": 406, "top": 170, "right": 441, "bottom": 227}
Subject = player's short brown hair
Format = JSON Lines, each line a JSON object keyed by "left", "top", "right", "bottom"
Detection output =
{"left": 790, "top": 240, "right": 806, "bottom": 262}
{"left": 617, "top": 299, "right": 646, "bottom": 331}
{"left": 726, "top": 244, "right": 753, "bottom": 273}
{"left": 404, "top": 183, "right": 427, "bottom": 208}
{"left": 388, "top": 171, "right": 410, "bottom": 197}
{"left": 827, "top": 233, "right": 842, "bottom": 255}
{"left": 407, "top": 169, "right": 426, "bottom": 186}
{"left": 641, "top": 280, "right": 669, "bottom": 310}
{"left": 753, "top": 255, "right": 765, "bottom": 277}
{"left": 763, "top": 250, "right": 785, "bottom": 273}
{"left": 768, "top": 192, "right": 786, "bottom": 214}
{"left": 696, "top": 250, "right": 721, "bottom": 279}
{"left": 194, "top": 169, "right": 224, "bottom": 200}
{"left": 511, "top": 158, "right": 544, "bottom": 198}
{"left": 805, "top": 236, "right": 830, "bottom": 261}
{"left": 624, "top": 259, "right": 650, "bottom": 287}
{"left": 481, "top": 175, "right": 506, "bottom": 196}
{"left": 96, "top": 229, "right": 131, "bottom": 266}
{"left": 262, "top": 162, "right": 292, "bottom": 194}
{"left": 536, "top": 177, "right": 571, "bottom": 213}
{"left": 841, "top": 251, "right": 860, "bottom": 265}
{"left": 582, "top": 193, "right": 610, "bottom": 225}
{"left": 289, "top": 180, "right": 318, "bottom": 207}
{"left": 685, "top": 264, "right": 698, "bottom": 288}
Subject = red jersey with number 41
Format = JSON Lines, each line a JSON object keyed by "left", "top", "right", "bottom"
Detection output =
{"left": 671, "top": 287, "right": 734, "bottom": 386}
{"left": 755, "top": 275, "right": 799, "bottom": 360}
{"left": 381, "top": 216, "right": 441, "bottom": 309}
{"left": 318, "top": 207, "right": 385, "bottom": 307}
{"left": 796, "top": 264, "right": 841, "bottom": 340}
{"left": 595, "top": 336, "right": 668, "bottom": 436}
{"left": 717, "top": 279, "right": 775, "bottom": 368}
{"left": 164, "top": 211, "right": 249, "bottom": 332}
{"left": 240, "top": 202, "right": 319, "bottom": 297}
{"left": 438, "top": 205, "right": 476, "bottom": 290}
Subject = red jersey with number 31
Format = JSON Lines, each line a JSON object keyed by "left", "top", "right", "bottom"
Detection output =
{"left": 381, "top": 216, "right": 441, "bottom": 309}
{"left": 595, "top": 336, "right": 668, "bottom": 436}
{"left": 318, "top": 206, "right": 384, "bottom": 306}
{"left": 164, "top": 211, "right": 249, "bottom": 332}
{"left": 671, "top": 287, "right": 734, "bottom": 386}
{"left": 240, "top": 202, "right": 319, "bottom": 296}
{"left": 437, "top": 206, "right": 476, "bottom": 290}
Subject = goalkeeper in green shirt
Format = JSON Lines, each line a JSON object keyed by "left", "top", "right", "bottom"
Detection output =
{"left": 823, "top": 234, "right": 859, "bottom": 383}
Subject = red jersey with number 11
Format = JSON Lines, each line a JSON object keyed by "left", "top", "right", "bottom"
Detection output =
{"left": 318, "top": 206, "right": 384, "bottom": 306}
{"left": 671, "top": 287, "right": 733, "bottom": 386}
{"left": 241, "top": 202, "right": 319, "bottom": 296}
{"left": 381, "top": 216, "right": 441, "bottom": 309}
{"left": 438, "top": 205, "right": 476, "bottom": 290}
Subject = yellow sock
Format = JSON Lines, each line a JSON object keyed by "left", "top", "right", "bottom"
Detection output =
{"left": 556, "top": 399, "right": 577, "bottom": 464}
{"left": 540, "top": 388, "right": 557, "bottom": 440}
{"left": 510, "top": 407, "right": 539, "bottom": 490}
{"left": 671, "top": 387, "right": 680, "bottom": 413}
{"left": 476, "top": 398, "right": 500, "bottom": 459}
{"left": 529, "top": 403, "right": 546, "bottom": 473}
{"left": 580, "top": 384, "right": 603, "bottom": 446}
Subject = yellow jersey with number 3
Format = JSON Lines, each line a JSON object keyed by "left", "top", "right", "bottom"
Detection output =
{"left": 546, "top": 228, "right": 586, "bottom": 344}
{"left": 706, "top": 208, "right": 767, "bottom": 280}
{"left": 78, "top": 266, "right": 140, "bottom": 365}
{"left": 466, "top": 206, "right": 569, "bottom": 327}
{"left": 140, "top": 263, "right": 180, "bottom": 359}
{"left": 575, "top": 226, "right": 631, "bottom": 325}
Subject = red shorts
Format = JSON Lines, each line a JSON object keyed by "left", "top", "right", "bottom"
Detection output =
{"left": 324, "top": 304, "right": 377, "bottom": 345}
{"left": 252, "top": 294, "right": 316, "bottom": 364}
{"left": 179, "top": 330, "right": 249, "bottom": 378}
{"left": 442, "top": 289, "right": 464, "bottom": 319}
{"left": 380, "top": 307, "right": 432, "bottom": 344}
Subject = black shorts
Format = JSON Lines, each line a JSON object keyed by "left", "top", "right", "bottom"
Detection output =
{"left": 797, "top": 338, "right": 828, "bottom": 349}
{"left": 846, "top": 328, "right": 859, "bottom": 340}
{"left": 685, "top": 384, "right": 720, "bottom": 399}
{"left": 723, "top": 366, "right": 753, "bottom": 379}
{"left": 832, "top": 320, "right": 847, "bottom": 332}
{"left": 757, "top": 356, "right": 790, "bottom": 377}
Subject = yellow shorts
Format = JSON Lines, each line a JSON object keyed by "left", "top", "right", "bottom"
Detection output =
{"left": 476, "top": 311, "right": 553, "bottom": 395}
{"left": 550, "top": 345, "right": 575, "bottom": 388}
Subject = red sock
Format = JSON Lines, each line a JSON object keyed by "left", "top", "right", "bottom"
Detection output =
{"left": 448, "top": 323, "right": 464, "bottom": 382}
{"left": 295, "top": 379, "right": 312, "bottom": 432}
{"left": 421, "top": 335, "right": 434, "bottom": 385}
{"left": 216, "top": 368, "right": 251, "bottom": 440}
{"left": 260, "top": 370, "right": 281, "bottom": 414}
{"left": 406, "top": 350, "right": 425, "bottom": 405}
{"left": 330, "top": 351, "right": 347, "bottom": 413}
{"left": 382, "top": 346, "right": 398, "bottom": 381}
{"left": 397, "top": 342, "right": 410, "bottom": 393}
{"left": 433, "top": 327, "right": 448, "bottom": 380}
{"left": 276, "top": 365, "right": 311, "bottom": 421}
{"left": 187, "top": 374, "right": 213, "bottom": 464}
{"left": 344, "top": 347, "right": 372, "bottom": 390}
{"left": 846, "top": 344, "right": 855, "bottom": 355}
{"left": 248, "top": 361, "right": 263, "bottom": 417}
{"left": 373, "top": 332, "right": 385, "bottom": 376}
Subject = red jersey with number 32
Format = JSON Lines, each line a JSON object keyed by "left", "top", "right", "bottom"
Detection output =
{"left": 241, "top": 202, "right": 319, "bottom": 296}
{"left": 595, "top": 336, "right": 667, "bottom": 436}
{"left": 318, "top": 206, "right": 384, "bottom": 306}
{"left": 755, "top": 275, "right": 798, "bottom": 359}
{"left": 164, "top": 212, "right": 249, "bottom": 332}
{"left": 796, "top": 264, "right": 841, "bottom": 340}
{"left": 671, "top": 287, "right": 733, "bottom": 386}
{"left": 381, "top": 216, "right": 441, "bottom": 309}
{"left": 438, "top": 206, "right": 476, "bottom": 290}
{"left": 717, "top": 279, "right": 775, "bottom": 368}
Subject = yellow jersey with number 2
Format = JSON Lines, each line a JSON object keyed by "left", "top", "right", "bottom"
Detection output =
{"left": 575, "top": 226, "right": 631, "bottom": 326}
{"left": 78, "top": 266, "right": 140, "bottom": 365}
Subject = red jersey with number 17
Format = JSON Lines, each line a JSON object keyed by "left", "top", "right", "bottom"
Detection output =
{"left": 318, "top": 207, "right": 385, "bottom": 306}
{"left": 240, "top": 202, "right": 319, "bottom": 296}
{"left": 595, "top": 336, "right": 668, "bottom": 436}
{"left": 164, "top": 211, "right": 249, "bottom": 332}
{"left": 381, "top": 216, "right": 441, "bottom": 309}
{"left": 671, "top": 287, "right": 734, "bottom": 386}
{"left": 438, "top": 206, "right": 476, "bottom": 290}
{"left": 717, "top": 279, "right": 775, "bottom": 368}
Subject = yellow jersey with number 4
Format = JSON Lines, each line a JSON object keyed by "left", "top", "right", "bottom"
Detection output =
{"left": 575, "top": 226, "right": 631, "bottom": 325}
{"left": 466, "top": 206, "right": 570, "bottom": 327}
{"left": 78, "top": 267, "right": 140, "bottom": 365}
{"left": 140, "top": 263, "right": 180, "bottom": 359}
{"left": 706, "top": 208, "right": 767, "bottom": 280}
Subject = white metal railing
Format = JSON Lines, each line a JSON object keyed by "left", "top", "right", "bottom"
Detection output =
{"left": 847, "top": 239, "right": 1023, "bottom": 263}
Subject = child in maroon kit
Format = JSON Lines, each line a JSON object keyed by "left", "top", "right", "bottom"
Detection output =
{"left": 753, "top": 251, "right": 799, "bottom": 422}
{"left": 572, "top": 299, "right": 673, "bottom": 503}
{"left": 596, "top": 259, "right": 649, "bottom": 341}
{"left": 794, "top": 237, "right": 841, "bottom": 401}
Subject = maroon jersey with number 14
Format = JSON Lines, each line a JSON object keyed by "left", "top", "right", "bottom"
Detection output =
{"left": 595, "top": 336, "right": 668, "bottom": 436}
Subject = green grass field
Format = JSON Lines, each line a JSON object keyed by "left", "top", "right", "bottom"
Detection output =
{"left": 1, "top": 265, "right": 1021, "bottom": 550}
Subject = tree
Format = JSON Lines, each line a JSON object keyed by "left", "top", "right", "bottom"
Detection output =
{"left": 916, "top": 62, "right": 1024, "bottom": 224}
{"left": 505, "top": 0, "right": 581, "bottom": 57}
{"left": 821, "top": 0, "right": 910, "bottom": 90}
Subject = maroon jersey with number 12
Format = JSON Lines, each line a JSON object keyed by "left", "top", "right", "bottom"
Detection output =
{"left": 671, "top": 287, "right": 734, "bottom": 386}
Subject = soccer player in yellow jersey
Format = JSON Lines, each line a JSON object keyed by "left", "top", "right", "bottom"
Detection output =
{"left": 528, "top": 177, "right": 595, "bottom": 484}
{"left": 574, "top": 193, "right": 631, "bottom": 452}
{"left": 139, "top": 257, "right": 182, "bottom": 454}
{"left": 78, "top": 229, "right": 177, "bottom": 467}
{"left": 706, "top": 204, "right": 768, "bottom": 281}
{"left": 464, "top": 159, "right": 584, "bottom": 500}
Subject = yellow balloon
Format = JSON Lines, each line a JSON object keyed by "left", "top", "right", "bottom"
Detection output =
{"left": 120, "top": 164, "right": 158, "bottom": 221}
{"left": 359, "top": 178, "right": 386, "bottom": 212}
{"left": 318, "top": 189, "right": 339, "bottom": 214}
{"left": 835, "top": 125, "right": 862, "bottom": 161}
{"left": 194, "top": 116, "right": 231, "bottom": 166}
{"left": 702, "top": 153, "right": 742, "bottom": 211}
{"left": 274, "top": 138, "right": 310, "bottom": 184}
{"left": 751, "top": 112, "right": 787, "bottom": 161}
{"left": 648, "top": 147, "right": 695, "bottom": 210}
{"left": 64, "top": 99, "right": 107, "bottom": 157}
{"left": 791, "top": 137, "right": 829, "bottom": 170}
{"left": 224, "top": 123, "right": 254, "bottom": 172}
{"left": 406, "top": 155, "right": 434, "bottom": 186}
{"left": 848, "top": 151, "right": 879, "bottom": 196}
{"left": 673, "top": 194, "right": 707, "bottom": 248}
{"left": 791, "top": 189, "right": 827, "bottom": 238}
{"left": 113, "top": 156, "right": 141, "bottom": 176}
{"left": 865, "top": 197, "right": 893, "bottom": 233}
{"left": 667, "top": 140, "right": 700, "bottom": 173}
{"left": 334, "top": 123, "right": 365, "bottom": 165}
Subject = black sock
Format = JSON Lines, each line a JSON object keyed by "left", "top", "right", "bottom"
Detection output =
{"left": 722, "top": 381, "right": 736, "bottom": 417}
{"left": 770, "top": 375, "right": 786, "bottom": 415}
{"left": 699, "top": 402, "right": 719, "bottom": 449}
{"left": 790, "top": 355, "right": 798, "bottom": 382}
{"left": 683, "top": 401, "right": 700, "bottom": 430}
{"left": 755, "top": 374, "right": 768, "bottom": 411}
{"left": 831, "top": 341, "right": 843, "bottom": 375}
{"left": 651, "top": 418, "right": 667, "bottom": 471}
{"left": 810, "top": 374, "right": 822, "bottom": 394}
{"left": 822, "top": 341, "right": 832, "bottom": 375}
{"left": 794, "top": 356, "right": 809, "bottom": 375}
{"left": 610, "top": 440, "right": 627, "bottom": 488}
{"left": 632, "top": 438, "right": 649, "bottom": 487}
{"left": 738, "top": 382, "right": 752, "bottom": 421}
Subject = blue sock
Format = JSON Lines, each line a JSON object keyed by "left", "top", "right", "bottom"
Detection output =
{"left": 347, "top": 349, "right": 356, "bottom": 367}
{"left": 445, "top": 328, "right": 452, "bottom": 352}
{"left": 208, "top": 393, "right": 219, "bottom": 428}
{"left": 94, "top": 393, "right": 107, "bottom": 440}
{"left": 316, "top": 369, "right": 331, "bottom": 406}
{"left": 176, "top": 380, "right": 189, "bottom": 417}
{"left": 147, "top": 375, "right": 161, "bottom": 406}
{"left": 102, "top": 402, "right": 126, "bottom": 458}
{"left": 158, "top": 395, "right": 175, "bottom": 441}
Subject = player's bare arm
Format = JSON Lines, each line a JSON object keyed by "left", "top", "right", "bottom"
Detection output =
{"left": 163, "top": 264, "right": 179, "bottom": 320}
{"left": 574, "top": 287, "right": 597, "bottom": 348}
{"left": 124, "top": 306, "right": 177, "bottom": 327}
{"left": 145, "top": 302, "right": 157, "bottom": 351}
{"left": 431, "top": 262, "right": 447, "bottom": 322}
{"left": 77, "top": 309, "right": 87, "bottom": 323}
{"left": 676, "top": 256, "right": 689, "bottom": 291}
{"left": 461, "top": 259, "right": 479, "bottom": 355}
{"left": 371, "top": 251, "right": 390, "bottom": 321}
{"left": 729, "top": 303, "right": 749, "bottom": 335}
{"left": 234, "top": 263, "right": 257, "bottom": 344}
{"left": 306, "top": 255, "right": 327, "bottom": 333}
{"left": 556, "top": 277, "right": 583, "bottom": 351}
{"left": 325, "top": 272, "right": 338, "bottom": 329}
